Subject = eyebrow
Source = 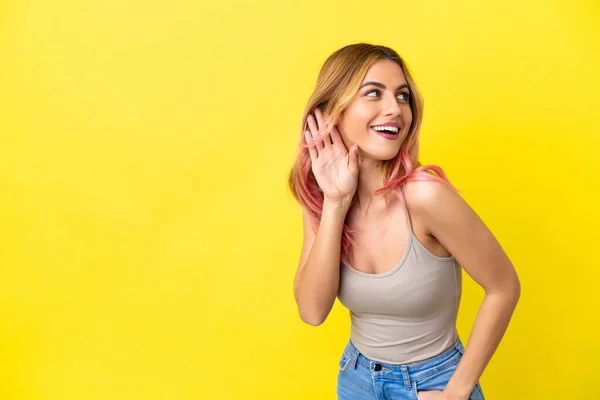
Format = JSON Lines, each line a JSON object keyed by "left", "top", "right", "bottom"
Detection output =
{"left": 360, "top": 81, "right": 410, "bottom": 91}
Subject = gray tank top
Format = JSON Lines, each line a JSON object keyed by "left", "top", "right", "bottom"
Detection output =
{"left": 337, "top": 187, "right": 462, "bottom": 364}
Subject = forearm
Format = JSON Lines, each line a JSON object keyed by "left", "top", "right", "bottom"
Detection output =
{"left": 444, "top": 288, "right": 521, "bottom": 399}
{"left": 294, "top": 201, "right": 349, "bottom": 325}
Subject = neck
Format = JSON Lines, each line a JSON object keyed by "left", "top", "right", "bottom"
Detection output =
{"left": 353, "top": 157, "right": 389, "bottom": 218}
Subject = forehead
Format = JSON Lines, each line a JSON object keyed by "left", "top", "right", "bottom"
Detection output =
{"left": 362, "top": 59, "right": 407, "bottom": 85}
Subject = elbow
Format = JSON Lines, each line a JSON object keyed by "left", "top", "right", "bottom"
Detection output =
{"left": 298, "top": 308, "right": 327, "bottom": 326}
{"left": 512, "top": 279, "right": 522, "bottom": 305}
{"left": 301, "top": 315, "right": 326, "bottom": 327}
{"left": 509, "top": 273, "right": 522, "bottom": 304}
{"left": 294, "top": 287, "right": 330, "bottom": 326}
{"left": 488, "top": 278, "right": 521, "bottom": 306}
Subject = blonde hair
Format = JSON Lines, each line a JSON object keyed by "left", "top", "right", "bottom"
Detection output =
{"left": 288, "top": 43, "right": 456, "bottom": 266}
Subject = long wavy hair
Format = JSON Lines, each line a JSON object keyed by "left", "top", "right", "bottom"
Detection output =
{"left": 288, "top": 43, "right": 457, "bottom": 267}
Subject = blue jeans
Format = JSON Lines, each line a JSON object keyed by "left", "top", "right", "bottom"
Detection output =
{"left": 337, "top": 338, "right": 485, "bottom": 400}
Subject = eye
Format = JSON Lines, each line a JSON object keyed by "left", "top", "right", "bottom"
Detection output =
{"left": 365, "top": 89, "right": 411, "bottom": 102}
{"left": 397, "top": 92, "right": 411, "bottom": 102}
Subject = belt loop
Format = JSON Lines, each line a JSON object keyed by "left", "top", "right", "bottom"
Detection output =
{"left": 401, "top": 365, "right": 411, "bottom": 390}
{"left": 349, "top": 345, "right": 359, "bottom": 370}
{"left": 348, "top": 348, "right": 359, "bottom": 369}
{"left": 454, "top": 337, "right": 465, "bottom": 355}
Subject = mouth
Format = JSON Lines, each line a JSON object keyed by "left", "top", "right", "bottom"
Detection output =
{"left": 371, "top": 126, "right": 400, "bottom": 140}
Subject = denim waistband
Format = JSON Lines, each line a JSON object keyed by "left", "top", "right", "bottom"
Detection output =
{"left": 343, "top": 337, "right": 465, "bottom": 386}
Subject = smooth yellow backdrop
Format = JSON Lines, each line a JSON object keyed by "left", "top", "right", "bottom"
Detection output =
{"left": 1, "top": 0, "right": 599, "bottom": 399}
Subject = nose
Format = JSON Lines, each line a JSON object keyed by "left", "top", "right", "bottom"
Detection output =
{"left": 383, "top": 94, "right": 402, "bottom": 117}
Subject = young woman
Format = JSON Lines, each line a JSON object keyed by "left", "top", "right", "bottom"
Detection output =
{"left": 288, "top": 43, "right": 521, "bottom": 400}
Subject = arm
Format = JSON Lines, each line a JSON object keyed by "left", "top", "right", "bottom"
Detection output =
{"left": 293, "top": 201, "right": 349, "bottom": 326}
{"left": 293, "top": 108, "right": 359, "bottom": 326}
{"left": 408, "top": 181, "right": 521, "bottom": 400}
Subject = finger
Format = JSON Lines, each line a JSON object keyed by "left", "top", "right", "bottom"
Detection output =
{"left": 304, "top": 130, "right": 318, "bottom": 160}
{"left": 306, "top": 114, "right": 324, "bottom": 152}
{"left": 348, "top": 145, "right": 359, "bottom": 176}
{"left": 330, "top": 125, "right": 346, "bottom": 151}
{"left": 314, "top": 108, "right": 327, "bottom": 134}
{"left": 321, "top": 121, "right": 332, "bottom": 150}
{"left": 315, "top": 109, "right": 333, "bottom": 149}
{"left": 348, "top": 144, "right": 358, "bottom": 173}
{"left": 314, "top": 112, "right": 331, "bottom": 150}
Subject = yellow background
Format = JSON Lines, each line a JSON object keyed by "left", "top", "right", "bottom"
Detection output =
{"left": 1, "top": 0, "right": 599, "bottom": 398}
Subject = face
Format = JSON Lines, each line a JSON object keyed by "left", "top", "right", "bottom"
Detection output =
{"left": 336, "top": 59, "right": 413, "bottom": 161}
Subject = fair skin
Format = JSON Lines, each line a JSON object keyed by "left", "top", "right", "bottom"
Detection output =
{"left": 294, "top": 59, "right": 520, "bottom": 400}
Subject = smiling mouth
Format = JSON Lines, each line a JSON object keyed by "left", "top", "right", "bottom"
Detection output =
{"left": 371, "top": 127, "right": 400, "bottom": 139}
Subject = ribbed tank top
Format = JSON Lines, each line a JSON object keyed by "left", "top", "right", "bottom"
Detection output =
{"left": 337, "top": 186, "right": 462, "bottom": 364}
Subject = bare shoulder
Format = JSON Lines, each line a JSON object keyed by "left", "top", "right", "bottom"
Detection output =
{"left": 402, "top": 178, "right": 461, "bottom": 219}
{"left": 403, "top": 177, "right": 519, "bottom": 295}
{"left": 399, "top": 178, "right": 460, "bottom": 256}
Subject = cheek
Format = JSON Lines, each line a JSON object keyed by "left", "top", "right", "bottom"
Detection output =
{"left": 403, "top": 107, "right": 413, "bottom": 124}
{"left": 353, "top": 106, "right": 375, "bottom": 123}
{"left": 340, "top": 107, "right": 373, "bottom": 134}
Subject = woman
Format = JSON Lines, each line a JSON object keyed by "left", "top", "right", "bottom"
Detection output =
{"left": 288, "top": 43, "right": 521, "bottom": 400}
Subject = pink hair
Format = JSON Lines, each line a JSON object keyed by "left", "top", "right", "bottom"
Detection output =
{"left": 288, "top": 43, "right": 458, "bottom": 267}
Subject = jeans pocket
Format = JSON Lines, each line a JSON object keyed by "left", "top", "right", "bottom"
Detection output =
{"left": 339, "top": 354, "right": 351, "bottom": 371}
{"left": 338, "top": 345, "right": 353, "bottom": 372}
{"left": 454, "top": 339, "right": 466, "bottom": 355}
{"left": 469, "top": 382, "right": 485, "bottom": 400}
{"left": 415, "top": 362, "right": 459, "bottom": 390}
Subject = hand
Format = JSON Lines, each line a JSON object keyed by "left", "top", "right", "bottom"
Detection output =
{"left": 417, "top": 391, "right": 445, "bottom": 400}
{"left": 304, "top": 108, "right": 359, "bottom": 207}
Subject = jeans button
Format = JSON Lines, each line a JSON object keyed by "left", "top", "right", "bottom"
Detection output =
{"left": 374, "top": 363, "right": 382, "bottom": 371}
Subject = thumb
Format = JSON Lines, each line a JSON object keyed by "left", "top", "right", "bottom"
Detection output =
{"left": 348, "top": 144, "right": 359, "bottom": 173}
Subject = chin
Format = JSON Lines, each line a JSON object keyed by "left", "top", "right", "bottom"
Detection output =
{"left": 362, "top": 148, "right": 400, "bottom": 162}
{"left": 380, "top": 153, "right": 399, "bottom": 162}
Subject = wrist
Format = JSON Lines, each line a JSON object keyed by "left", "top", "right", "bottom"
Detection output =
{"left": 323, "top": 197, "right": 352, "bottom": 214}
{"left": 442, "top": 387, "right": 471, "bottom": 400}
{"left": 442, "top": 393, "right": 468, "bottom": 400}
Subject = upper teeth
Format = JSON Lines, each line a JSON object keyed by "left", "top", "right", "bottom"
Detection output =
{"left": 372, "top": 126, "right": 399, "bottom": 133}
